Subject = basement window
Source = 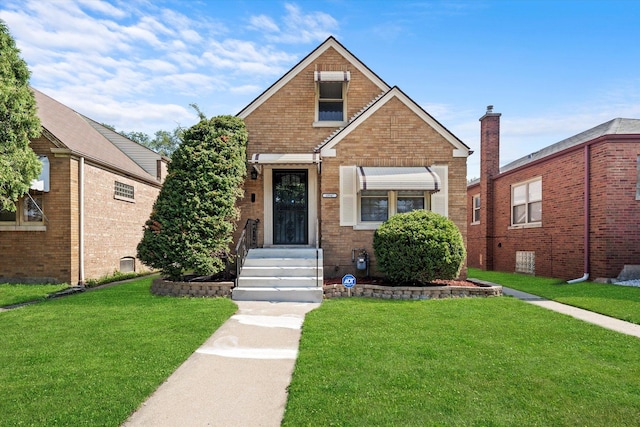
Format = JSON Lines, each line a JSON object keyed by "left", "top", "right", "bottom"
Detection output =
{"left": 114, "top": 181, "right": 135, "bottom": 202}
{"left": 515, "top": 251, "right": 536, "bottom": 275}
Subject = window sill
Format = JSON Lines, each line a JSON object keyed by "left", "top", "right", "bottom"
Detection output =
{"left": 353, "top": 222, "right": 382, "bottom": 230}
{"left": 508, "top": 223, "right": 542, "bottom": 230}
{"left": 313, "top": 121, "right": 347, "bottom": 128}
{"left": 471, "top": 221, "right": 480, "bottom": 226}
{"left": 114, "top": 195, "right": 135, "bottom": 203}
{"left": 0, "top": 225, "right": 47, "bottom": 232}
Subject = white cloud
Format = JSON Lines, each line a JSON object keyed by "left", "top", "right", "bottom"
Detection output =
{"left": 249, "top": 14, "right": 280, "bottom": 33}
{"left": 248, "top": 2, "right": 338, "bottom": 44}
{"left": 0, "top": 0, "right": 341, "bottom": 137}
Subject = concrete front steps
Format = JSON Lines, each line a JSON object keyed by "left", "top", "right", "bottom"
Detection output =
{"left": 232, "top": 248, "right": 324, "bottom": 303}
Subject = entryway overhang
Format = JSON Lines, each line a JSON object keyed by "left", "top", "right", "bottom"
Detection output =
{"left": 357, "top": 166, "right": 441, "bottom": 191}
{"left": 250, "top": 153, "right": 321, "bottom": 165}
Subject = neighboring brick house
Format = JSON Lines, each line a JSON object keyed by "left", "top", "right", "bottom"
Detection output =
{"left": 467, "top": 106, "right": 640, "bottom": 281}
{"left": 236, "top": 37, "right": 471, "bottom": 278}
{"left": 0, "top": 89, "right": 167, "bottom": 284}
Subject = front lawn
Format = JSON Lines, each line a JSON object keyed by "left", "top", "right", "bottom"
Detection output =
{"left": 0, "top": 277, "right": 236, "bottom": 426}
{"left": 284, "top": 298, "right": 640, "bottom": 426}
{"left": 0, "top": 283, "right": 69, "bottom": 307}
{"left": 468, "top": 268, "right": 640, "bottom": 324}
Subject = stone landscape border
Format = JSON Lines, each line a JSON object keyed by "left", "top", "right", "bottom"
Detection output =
{"left": 323, "top": 282, "right": 502, "bottom": 299}
{"left": 151, "top": 278, "right": 234, "bottom": 297}
{"left": 151, "top": 278, "right": 502, "bottom": 299}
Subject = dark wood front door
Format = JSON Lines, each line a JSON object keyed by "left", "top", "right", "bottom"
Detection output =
{"left": 273, "top": 170, "right": 308, "bottom": 245}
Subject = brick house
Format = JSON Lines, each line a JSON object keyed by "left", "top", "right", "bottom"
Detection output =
{"left": 467, "top": 106, "right": 640, "bottom": 281}
{"left": 0, "top": 89, "right": 167, "bottom": 285}
{"left": 235, "top": 37, "right": 470, "bottom": 283}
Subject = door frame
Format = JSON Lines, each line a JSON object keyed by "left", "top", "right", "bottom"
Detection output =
{"left": 263, "top": 165, "right": 318, "bottom": 247}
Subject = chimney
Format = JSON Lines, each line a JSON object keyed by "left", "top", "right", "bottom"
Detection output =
{"left": 479, "top": 105, "right": 501, "bottom": 178}
{"left": 479, "top": 105, "right": 501, "bottom": 271}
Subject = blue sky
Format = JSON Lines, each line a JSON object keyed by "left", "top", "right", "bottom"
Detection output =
{"left": 1, "top": 0, "right": 639, "bottom": 179}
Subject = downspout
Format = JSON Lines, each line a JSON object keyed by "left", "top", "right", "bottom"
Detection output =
{"left": 567, "top": 145, "right": 590, "bottom": 284}
{"left": 79, "top": 156, "right": 85, "bottom": 286}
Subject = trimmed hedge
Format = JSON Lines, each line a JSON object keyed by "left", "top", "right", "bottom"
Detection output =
{"left": 373, "top": 210, "right": 465, "bottom": 284}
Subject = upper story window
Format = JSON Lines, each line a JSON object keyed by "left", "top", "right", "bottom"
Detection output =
{"left": 318, "top": 82, "right": 344, "bottom": 121}
{"left": 472, "top": 194, "right": 480, "bottom": 224}
{"left": 314, "top": 71, "right": 350, "bottom": 126}
{"left": 512, "top": 178, "right": 542, "bottom": 226}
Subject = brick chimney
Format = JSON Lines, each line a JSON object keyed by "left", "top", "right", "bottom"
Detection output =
{"left": 479, "top": 105, "right": 501, "bottom": 270}
{"left": 480, "top": 105, "right": 501, "bottom": 179}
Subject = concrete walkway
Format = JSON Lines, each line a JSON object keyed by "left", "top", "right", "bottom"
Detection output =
{"left": 122, "top": 301, "right": 320, "bottom": 427}
{"left": 502, "top": 287, "right": 640, "bottom": 338}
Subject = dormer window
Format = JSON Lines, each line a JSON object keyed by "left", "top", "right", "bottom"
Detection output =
{"left": 314, "top": 71, "right": 350, "bottom": 127}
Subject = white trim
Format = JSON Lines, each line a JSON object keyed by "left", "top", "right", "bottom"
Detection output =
{"left": 237, "top": 37, "right": 389, "bottom": 119}
{"left": 0, "top": 225, "right": 46, "bottom": 231}
{"left": 319, "top": 87, "right": 469, "bottom": 158}
{"left": 356, "top": 167, "right": 441, "bottom": 191}
{"left": 250, "top": 153, "right": 320, "bottom": 164}
{"left": 314, "top": 71, "right": 351, "bottom": 81}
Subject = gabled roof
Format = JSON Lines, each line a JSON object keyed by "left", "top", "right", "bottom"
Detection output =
{"left": 32, "top": 88, "right": 162, "bottom": 185}
{"left": 501, "top": 118, "right": 640, "bottom": 173}
{"left": 237, "top": 36, "right": 391, "bottom": 119}
{"left": 317, "top": 86, "right": 470, "bottom": 157}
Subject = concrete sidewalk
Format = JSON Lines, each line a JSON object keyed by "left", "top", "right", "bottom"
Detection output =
{"left": 502, "top": 287, "right": 640, "bottom": 338}
{"left": 122, "top": 301, "right": 320, "bottom": 427}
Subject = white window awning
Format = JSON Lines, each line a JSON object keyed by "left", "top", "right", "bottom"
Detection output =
{"left": 357, "top": 167, "right": 441, "bottom": 191}
{"left": 314, "top": 71, "right": 351, "bottom": 82}
{"left": 250, "top": 153, "right": 320, "bottom": 164}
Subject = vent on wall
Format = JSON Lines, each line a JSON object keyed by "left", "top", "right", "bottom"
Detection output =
{"left": 515, "top": 251, "right": 535, "bottom": 275}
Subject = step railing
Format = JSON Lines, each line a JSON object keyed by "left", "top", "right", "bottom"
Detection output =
{"left": 235, "top": 219, "right": 259, "bottom": 286}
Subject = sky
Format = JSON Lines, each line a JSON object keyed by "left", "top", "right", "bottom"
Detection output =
{"left": 1, "top": 0, "right": 639, "bottom": 179}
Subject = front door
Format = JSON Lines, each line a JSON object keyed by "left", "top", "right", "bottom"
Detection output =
{"left": 273, "top": 170, "right": 308, "bottom": 245}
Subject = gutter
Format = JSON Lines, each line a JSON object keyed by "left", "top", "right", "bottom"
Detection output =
{"left": 567, "top": 144, "right": 590, "bottom": 284}
{"left": 79, "top": 157, "right": 85, "bottom": 286}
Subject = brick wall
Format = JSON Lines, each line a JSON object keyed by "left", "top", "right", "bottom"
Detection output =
{"left": 82, "top": 163, "right": 159, "bottom": 281}
{"left": 319, "top": 99, "right": 468, "bottom": 278}
{"left": 0, "top": 137, "right": 76, "bottom": 283}
{"left": 0, "top": 137, "right": 161, "bottom": 284}
{"left": 589, "top": 140, "right": 640, "bottom": 278}
{"left": 467, "top": 136, "right": 640, "bottom": 280}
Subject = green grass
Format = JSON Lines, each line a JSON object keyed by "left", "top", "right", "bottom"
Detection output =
{"left": 0, "top": 277, "right": 237, "bottom": 426}
{"left": 468, "top": 268, "right": 640, "bottom": 324}
{"left": 0, "top": 283, "right": 70, "bottom": 307}
{"left": 284, "top": 298, "right": 640, "bottom": 426}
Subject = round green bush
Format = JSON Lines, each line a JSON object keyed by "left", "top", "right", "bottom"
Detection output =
{"left": 373, "top": 210, "right": 466, "bottom": 284}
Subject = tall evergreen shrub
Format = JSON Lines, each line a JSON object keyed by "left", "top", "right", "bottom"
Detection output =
{"left": 0, "top": 20, "right": 42, "bottom": 211}
{"left": 137, "top": 116, "right": 247, "bottom": 280}
{"left": 373, "top": 210, "right": 466, "bottom": 284}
